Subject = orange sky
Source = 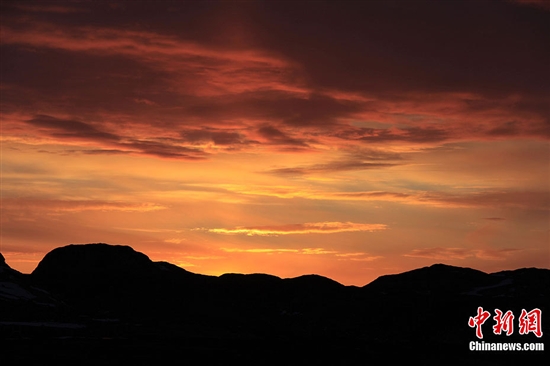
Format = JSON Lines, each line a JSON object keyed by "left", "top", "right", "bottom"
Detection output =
{"left": 1, "top": 1, "right": 548, "bottom": 285}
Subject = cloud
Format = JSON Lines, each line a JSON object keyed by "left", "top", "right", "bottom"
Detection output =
{"left": 2, "top": 198, "right": 166, "bottom": 213}
{"left": 23, "top": 114, "right": 208, "bottom": 160}
{"left": 0, "top": 22, "right": 297, "bottom": 99}
{"left": 185, "top": 182, "right": 549, "bottom": 214}
{"left": 180, "top": 128, "right": 253, "bottom": 147}
{"left": 265, "top": 161, "right": 400, "bottom": 176}
{"left": 68, "top": 149, "right": 132, "bottom": 155}
{"left": 510, "top": 0, "right": 550, "bottom": 11}
{"left": 475, "top": 248, "right": 523, "bottom": 260}
{"left": 404, "top": 247, "right": 522, "bottom": 260}
{"left": 259, "top": 93, "right": 362, "bottom": 128}
{"left": 343, "top": 256, "right": 383, "bottom": 262}
{"left": 263, "top": 147, "right": 403, "bottom": 176}
{"left": 335, "top": 252, "right": 383, "bottom": 261}
{"left": 331, "top": 191, "right": 412, "bottom": 200}
{"left": 2, "top": 12, "right": 548, "bottom": 162}
{"left": 404, "top": 247, "right": 474, "bottom": 260}
{"left": 134, "top": 98, "right": 158, "bottom": 106}
{"left": 333, "top": 126, "right": 449, "bottom": 144}
{"left": 257, "top": 125, "right": 310, "bottom": 148}
{"left": 122, "top": 139, "right": 208, "bottom": 160}
{"left": 221, "top": 248, "right": 299, "bottom": 253}
{"left": 10, "top": 3, "right": 85, "bottom": 14}
{"left": 220, "top": 247, "right": 381, "bottom": 260}
{"left": 180, "top": 255, "right": 223, "bottom": 261}
{"left": 26, "top": 115, "right": 119, "bottom": 142}
{"left": 203, "top": 222, "right": 387, "bottom": 236}
{"left": 416, "top": 191, "right": 550, "bottom": 211}
{"left": 301, "top": 248, "right": 338, "bottom": 255}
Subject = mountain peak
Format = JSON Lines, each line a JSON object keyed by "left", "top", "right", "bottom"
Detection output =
{"left": 364, "top": 262, "right": 491, "bottom": 293}
{"left": 31, "top": 243, "right": 155, "bottom": 282}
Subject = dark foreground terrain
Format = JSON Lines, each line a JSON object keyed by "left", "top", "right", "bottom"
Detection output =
{"left": 1, "top": 244, "right": 548, "bottom": 365}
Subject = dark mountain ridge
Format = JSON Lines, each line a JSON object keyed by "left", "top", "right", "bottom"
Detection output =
{"left": 2, "top": 243, "right": 548, "bottom": 365}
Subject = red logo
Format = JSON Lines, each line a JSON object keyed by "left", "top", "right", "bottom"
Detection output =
{"left": 469, "top": 307, "right": 543, "bottom": 339}
{"left": 519, "top": 308, "right": 543, "bottom": 338}
{"left": 468, "top": 307, "right": 491, "bottom": 339}
{"left": 493, "top": 309, "right": 514, "bottom": 336}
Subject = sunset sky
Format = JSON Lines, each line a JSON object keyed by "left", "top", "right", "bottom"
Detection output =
{"left": 1, "top": 0, "right": 548, "bottom": 285}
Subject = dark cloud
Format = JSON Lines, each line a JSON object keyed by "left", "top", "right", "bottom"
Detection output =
{"left": 77, "top": 149, "right": 131, "bottom": 155}
{"left": 25, "top": 115, "right": 207, "bottom": 160}
{"left": 10, "top": 3, "right": 86, "bottom": 14}
{"left": 345, "top": 148, "right": 404, "bottom": 161}
{"left": 487, "top": 121, "right": 521, "bottom": 137}
{"left": 26, "top": 115, "right": 120, "bottom": 142}
{"left": 0, "top": 45, "right": 173, "bottom": 119}
{"left": 420, "top": 191, "right": 550, "bottom": 211}
{"left": 333, "top": 126, "right": 449, "bottom": 144}
{"left": 264, "top": 146, "right": 404, "bottom": 176}
{"left": 257, "top": 125, "right": 310, "bottom": 147}
{"left": 180, "top": 129, "right": 252, "bottom": 147}
{"left": 123, "top": 139, "right": 208, "bottom": 160}
{"left": 2, "top": 1, "right": 548, "bottom": 156}
{"left": 249, "top": 1, "right": 549, "bottom": 97}
{"left": 266, "top": 161, "right": 400, "bottom": 176}
{"left": 510, "top": 0, "right": 550, "bottom": 11}
{"left": 3, "top": 1, "right": 548, "bottom": 99}
{"left": 182, "top": 91, "right": 362, "bottom": 129}
{"left": 265, "top": 94, "right": 362, "bottom": 127}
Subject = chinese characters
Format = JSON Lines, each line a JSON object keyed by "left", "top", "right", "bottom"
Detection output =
{"left": 468, "top": 307, "right": 542, "bottom": 339}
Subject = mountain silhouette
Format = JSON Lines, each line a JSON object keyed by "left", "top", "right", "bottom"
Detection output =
{"left": 2, "top": 243, "right": 548, "bottom": 365}
{"left": 364, "top": 263, "right": 491, "bottom": 294}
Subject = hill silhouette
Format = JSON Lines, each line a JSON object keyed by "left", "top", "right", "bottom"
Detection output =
{"left": 2, "top": 243, "right": 548, "bottom": 365}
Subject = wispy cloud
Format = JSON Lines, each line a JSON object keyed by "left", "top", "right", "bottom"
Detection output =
{"left": 203, "top": 221, "right": 387, "bottom": 236}
{"left": 335, "top": 252, "right": 382, "bottom": 261}
{"left": 22, "top": 114, "right": 209, "bottom": 160}
{"left": 416, "top": 191, "right": 550, "bottom": 210}
{"left": 220, "top": 247, "right": 381, "bottom": 260}
{"left": 404, "top": 247, "right": 474, "bottom": 260}
{"left": 26, "top": 114, "right": 120, "bottom": 142}
{"left": 11, "top": 3, "right": 86, "bottom": 14}
{"left": 0, "top": 22, "right": 298, "bottom": 98}
{"left": 201, "top": 184, "right": 549, "bottom": 212}
{"left": 265, "top": 161, "right": 400, "bottom": 176}
{"left": 2, "top": 198, "right": 166, "bottom": 213}
{"left": 404, "top": 247, "right": 522, "bottom": 260}
{"left": 221, "top": 248, "right": 299, "bottom": 253}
